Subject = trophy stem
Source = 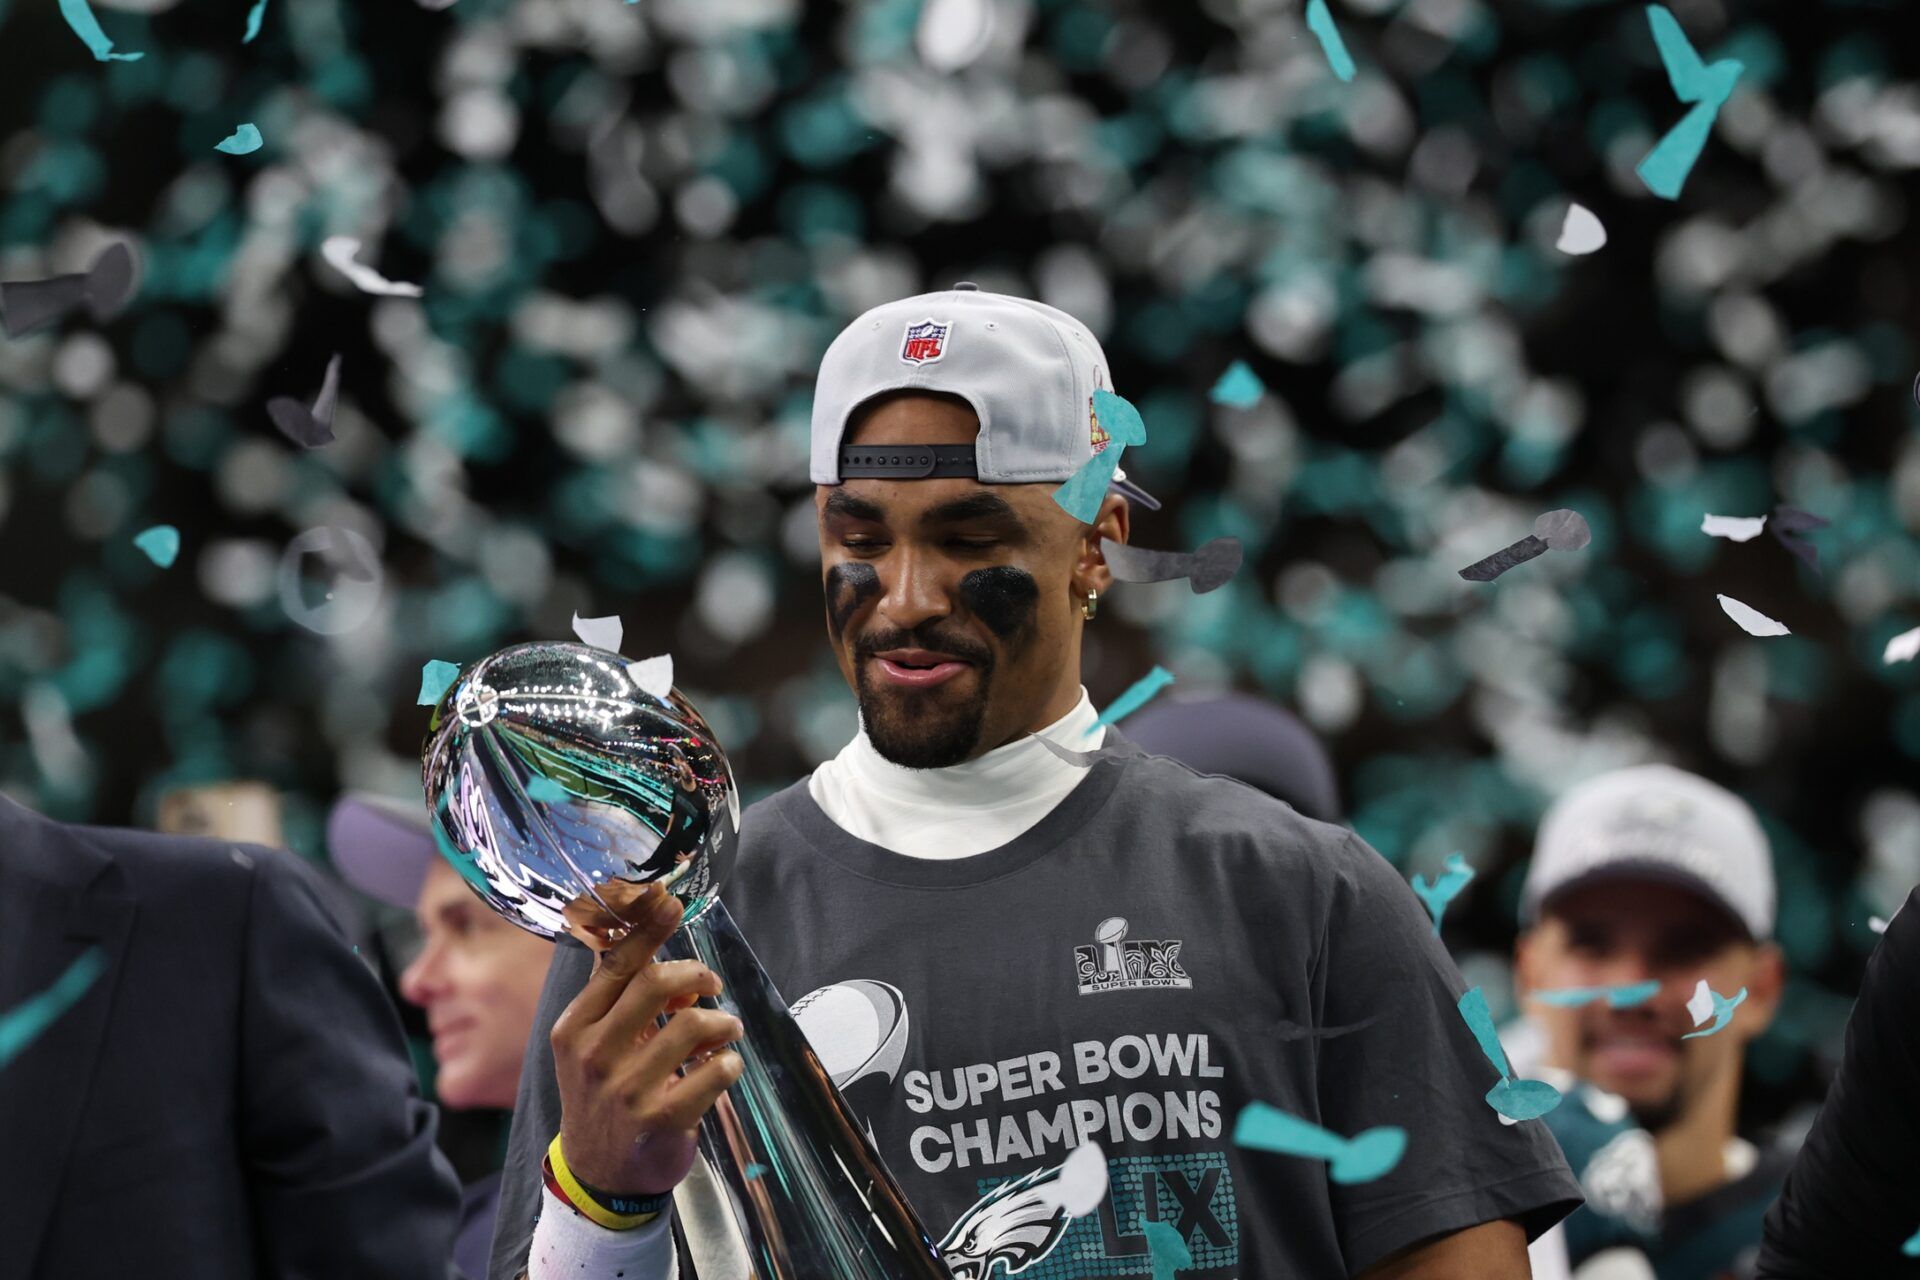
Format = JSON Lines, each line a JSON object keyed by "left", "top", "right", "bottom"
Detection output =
{"left": 659, "top": 898, "right": 952, "bottom": 1278}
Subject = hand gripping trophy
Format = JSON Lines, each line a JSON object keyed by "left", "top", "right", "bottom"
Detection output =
{"left": 421, "top": 641, "right": 952, "bottom": 1278}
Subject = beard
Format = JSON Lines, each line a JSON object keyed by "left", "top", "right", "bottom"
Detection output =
{"left": 1626, "top": 1093, "right": 1681, "bottom": 1133}
{"left": 860, "top": 625, "right": 1006, "bottom": 767}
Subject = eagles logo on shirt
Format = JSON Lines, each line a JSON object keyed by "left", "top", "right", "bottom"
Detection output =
{"left": 938, "top": 1159, "right": 1082, "bottom": 1278}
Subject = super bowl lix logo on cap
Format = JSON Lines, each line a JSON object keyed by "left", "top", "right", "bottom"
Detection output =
{"left": 1088, "top": 365, "right": 1112, "bottom": 453}
{"left": 900, "top": 318, "right": 950, "bottom": 365}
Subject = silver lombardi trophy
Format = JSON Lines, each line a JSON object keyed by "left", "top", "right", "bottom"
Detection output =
{"left": 420, "top": 640, "right": 952, "bottom": 1278}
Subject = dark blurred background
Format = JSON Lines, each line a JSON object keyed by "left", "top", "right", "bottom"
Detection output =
{"left": 3, "top": 0, "right": 1917, "bottom": 1137}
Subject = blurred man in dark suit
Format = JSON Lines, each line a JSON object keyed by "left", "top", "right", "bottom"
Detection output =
{"left": 0, "top": 791, "right": 465, "bottom": 1279}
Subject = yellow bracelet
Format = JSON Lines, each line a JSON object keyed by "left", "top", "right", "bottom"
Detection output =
{"left": 546, "top": 1136, "right": 662, "bottom": 1231}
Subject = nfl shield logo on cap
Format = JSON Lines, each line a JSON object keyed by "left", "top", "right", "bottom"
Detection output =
{"left": 899, "top": 318, "right": 950, "bottom": 365}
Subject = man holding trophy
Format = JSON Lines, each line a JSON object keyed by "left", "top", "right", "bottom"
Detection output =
{"left": 431, "top": 286, "right": 1579, "bottom": 1279}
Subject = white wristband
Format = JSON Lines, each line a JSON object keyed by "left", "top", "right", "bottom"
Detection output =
{"left": 527, "top": 1182, "right": 677, "bottom": 1280}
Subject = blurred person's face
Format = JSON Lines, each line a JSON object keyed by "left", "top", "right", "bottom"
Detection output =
{"left": 399, "top": 857, "right": 553, "bottom": 1110}
{"left": 815, "top": 391, "right": 1128, "bottom": 768}
{"left": 1515, "top": 878, "right": 1784, "bottom": 1131}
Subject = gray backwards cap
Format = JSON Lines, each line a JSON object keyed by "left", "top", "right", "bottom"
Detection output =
{"left": 809, "top": 283, "right": 1159, "bottom": 510}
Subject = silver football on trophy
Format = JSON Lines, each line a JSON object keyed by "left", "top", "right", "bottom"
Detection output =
{"left": 419, "top": 641, "right": 741, "bottom": 940}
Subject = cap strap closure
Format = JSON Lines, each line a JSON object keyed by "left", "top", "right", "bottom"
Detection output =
{"left": 837, "top": 443, "right": 978, "bottom": 479}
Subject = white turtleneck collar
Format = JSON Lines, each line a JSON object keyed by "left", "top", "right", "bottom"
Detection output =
{"left": 805, "top": 687, "right": 1108, "bottom": 860}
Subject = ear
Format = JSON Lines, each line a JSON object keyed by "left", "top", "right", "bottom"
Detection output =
{"left": 1738, "top": 941, "right": 1788, "bottom": 1039}
{"left": 1513, "top": 931, "right": 1540, "bottom": 1000}
{"left": 1074, "top": 494, "right": 1131, "bottom": 599}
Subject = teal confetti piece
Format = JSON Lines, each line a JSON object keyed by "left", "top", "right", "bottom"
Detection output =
{"left": 0, "top": 948, "right": 106, "bottom": 1070}
{"left": 745, "top": 1163, "right": 769, "bottom": 1180}
{"left": 1635, "top": 6, "right": 1743, "bottom": 200}
{"left": 1456, "top": 986, "right": 1514, "bottom": 1078}
{"left": 1052, "top": 453, "right": 1119, "bottom": 524}
{"left": 1232, "top": 1102, "right": 1406, "bottom": 1184}
{"left": 1603, "top": 980, "right": 1662, "bottom": 1008}
{"left": 1092, "top": 388, "right": 1146, "bottom": 447}
{"left": 1459, "top": 987, "right": 1562, "bottom": 1120}
{"left": 244, "top": 0, "right": 270, "bottom": 42}
{"left": 58, "top": 0, "right": 144, "bottom": 61}
{"left": 1089, "top": 665, "right": 1176, "bottom": 738}
{"left": 1209, "top": 360, "right": 1265, "bottom": 408}
{"left": 526, "top": 776, "right": 570, "bottom": 804}
{"left": 1904, "top": 1225, "right": 1920, "bottom": 1257}
{"left": 1637, "top": 103, "right": 1727, "bottom": 200}
{"left": 1682, "top": 984, "right": 1747, "bottom": 1039}
{"left": 1305, "top": 0, "right": 1356, "bottom": 83}
{"left": 1486, "top": 1076, "right": 1564, "bottom": 1121}
{"left": 1410, "top": 853, "right": 1474, "bottom": 937}
{"left": 1143, "top": 1219, "right": 1193, "bottom": 1279}
{"left": 216, "top": 124, "right": 264, "bottom": 155}
{"left": 418, "top": 659, "right": 461, "bottom": 706}
{"left": 133, "top": 524, "right": 180, "bottom": 567}
{"left": 1531, "top": 981, "right": 1661, "bottom": 1009}
{"left": 1052, "top": 390, "right": 1147, "bottom": 523}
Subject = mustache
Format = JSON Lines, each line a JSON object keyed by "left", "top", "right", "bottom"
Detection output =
{"left": 1577, "top": 1008, "right": 1691, "bottom": 1048}
{"left": 853, "top": 630, "right": 994, "bottom": 668}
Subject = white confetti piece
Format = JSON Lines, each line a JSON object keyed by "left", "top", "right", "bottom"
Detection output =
{"left": 1045, "top": 1141, "right": 1109, "bottom": 1217}
{"left": 1701, "top": 513, "right": 1766, "bottom": 542}
{"left": 1717, "top": 594, "right": 1789, "bottom": 637}
{"left": 1682, "top": 984, "right": 1748, "bottom": 1040}
{"left": 571, "top": 612, "right": 624, "bottom": 655}
{"left": 1686, "top": 978, "right": 1713, "bottom": 1027}
{"left": 625, "top": 653, "right": 674, "bottom": 699}
{"left": 320, "top": 235, "right": 423, "bottom": 297}
{"left": 1870, "top": 916, "right": 1888, "bottom": 934}
{"left": 1555, "top": 203, "right": 1607, "bottom": 255}
{"left": 1885, "top": 626, "right": 1920, "bottom": 665}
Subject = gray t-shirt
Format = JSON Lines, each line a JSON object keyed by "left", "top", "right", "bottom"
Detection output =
{"left": 491, "top": 739, "right": 1579, "bottom": 1279}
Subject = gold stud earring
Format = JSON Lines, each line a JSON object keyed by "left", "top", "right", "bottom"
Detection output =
{"left": 1082, "top": 590, "right": 1099, "bottom": 621}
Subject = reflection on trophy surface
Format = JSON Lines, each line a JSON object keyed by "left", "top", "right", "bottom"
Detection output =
{"left": 421, "top": 641, "right": 953, "bottom": 1278}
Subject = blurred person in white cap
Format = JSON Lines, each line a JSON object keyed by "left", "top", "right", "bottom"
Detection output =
{"left": 330, "top": 792, "right": 554, "bottom": 1279}
{"left": 490, "top": 284, "right": 1578, "bottom": 1280}
{"left": 1513, "top": 764, "right": 1791, "bottom": 1280}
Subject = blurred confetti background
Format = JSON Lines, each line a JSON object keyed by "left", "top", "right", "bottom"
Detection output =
{"left": 3, "top": 0, "right": 1919, "bottom": 1135}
